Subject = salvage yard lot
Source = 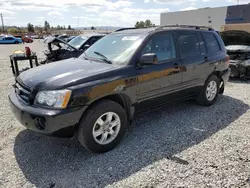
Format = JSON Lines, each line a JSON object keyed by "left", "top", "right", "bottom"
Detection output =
{"left": 0, "top": 41, "right": 250, "bottom": 188}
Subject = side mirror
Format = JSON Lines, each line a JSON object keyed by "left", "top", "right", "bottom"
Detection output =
{"left": 140, "top": 53, "right": 158, "bottom": 65}
{"left": 83, "top": 44, "right": 90, "bottom": 50}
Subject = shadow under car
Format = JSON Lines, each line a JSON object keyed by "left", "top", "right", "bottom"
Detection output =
{"left": 14, "top": 95, "right": 249, "bottom": 188}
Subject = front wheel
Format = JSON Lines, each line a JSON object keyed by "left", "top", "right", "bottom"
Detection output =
{"left": 196, "top": 75, "right": 220, "bottom": 106}
{"left": 14, "top": 41, "right": 19, "bottom": 44}
{"left": 77, "top": 100, "right": 127, "bottom": 153}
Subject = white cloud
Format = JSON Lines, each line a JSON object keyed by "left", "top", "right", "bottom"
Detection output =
{"left": 122, "top": 8, "right": 170, "bottom": 13}
{"left": 0, "top": 9, "right": 15, "bottom": 15}
{"left": 181, "top": 6, "right": 197, "bottom": 11}
{"left": 36, "top": 17, "right": 45, "bottom": 19}
{"left": 227, "top": 0, "right": 250, "bottom": 3}
{"left": 204, "top": 0, "right": 249, "bottom": 3}
{"left": 1, "top": 0, "right": 249, "bottom": 27}
{"left": 2, "top": 0, "right": 132, "bottom": 10}
{"left": 48, "top": 11, "right": 63, "bottom": 16}
{"left": 144, "top": 0, "right": 197, "bottom": 5}
{"left": 84, "top": 6, "right": 102, "bottom": 13}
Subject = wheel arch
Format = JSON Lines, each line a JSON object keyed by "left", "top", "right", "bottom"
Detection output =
{"left": 82, "top": 93, "right": 134, "bottom": 122}
{"left": 207, "top": 71, "right": 224, "bottom": 94}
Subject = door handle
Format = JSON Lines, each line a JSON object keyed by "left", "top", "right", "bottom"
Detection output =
{"left": 174, "top": 63, "right": 179, "bottom": 69}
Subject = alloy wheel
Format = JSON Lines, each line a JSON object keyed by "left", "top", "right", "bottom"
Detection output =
{"left": 92, "top": 112, "right": 121, "bottom": 145}
{"left": 206, "top": 80, "right": 217, "bottom": 101}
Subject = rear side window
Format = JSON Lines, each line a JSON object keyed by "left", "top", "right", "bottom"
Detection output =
{"left": 202, "top": 32, "right": 221, "bottom": 54}
{"left": 178, "top": 33, "right": 200, "bottom": 57}
{"left": 197, "top": 33, "right": 206, "bottom": 55}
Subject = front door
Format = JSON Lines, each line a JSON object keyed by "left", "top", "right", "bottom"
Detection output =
{"left": 5, "top": 37, "right": 14, "bottom": 44}
{"left": 136, "top": 32, "right": 183, "bottom": 110}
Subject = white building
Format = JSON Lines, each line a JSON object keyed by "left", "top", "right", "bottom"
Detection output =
{"left": 160, "top": 4, "right": 250, "bottom": 31}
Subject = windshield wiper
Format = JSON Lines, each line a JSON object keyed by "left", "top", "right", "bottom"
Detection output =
{"left": 94, "top": 51, "right": 112, "bottom": 64}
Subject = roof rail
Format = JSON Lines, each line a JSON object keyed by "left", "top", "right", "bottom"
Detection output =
{"left": 115, "top": 27, "right": 137, "bottom": 32}
{"left": 156, "top": 25, "right": 214, "bottom": 31}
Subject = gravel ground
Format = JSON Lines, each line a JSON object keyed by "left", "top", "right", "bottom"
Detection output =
{"left": 0, "top": 41, "right": 250, "bottom": 188}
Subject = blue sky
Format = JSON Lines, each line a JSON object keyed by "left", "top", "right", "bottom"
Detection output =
{"left": 0, "top": 0, "right": 249, "bottom": 27}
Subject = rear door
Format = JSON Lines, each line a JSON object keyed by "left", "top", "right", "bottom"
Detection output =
{"left": 136, "top": 31, "right": 183, "bottom": 104}
{"left": 177, "top": 31, "right": 208, "bottom": 88}
{"left": 201, "top": 32, "right": 224, "bottom": 78}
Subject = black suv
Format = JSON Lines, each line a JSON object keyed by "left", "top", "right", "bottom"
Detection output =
{"left": 9, "top": 25, "right": 231, "bottom": 153}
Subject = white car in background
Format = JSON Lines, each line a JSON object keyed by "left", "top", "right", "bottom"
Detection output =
{"left": 31, "top": 35, "right": 39, "bottom": 39}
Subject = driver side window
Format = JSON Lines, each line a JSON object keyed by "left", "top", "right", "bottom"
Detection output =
{"left": 142, "top": 33, "right": 176, "bottom": 62}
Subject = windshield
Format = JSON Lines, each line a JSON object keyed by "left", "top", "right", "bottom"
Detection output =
{"left": 68, "top": 36, "right": 88, "bottom": 49}
{"left": 80, "top": 34, "right": 144, "bottom": 65}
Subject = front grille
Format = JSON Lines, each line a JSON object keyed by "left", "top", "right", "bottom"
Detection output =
{"left": 15, "top": 82, "right": 31, "bottom": 103}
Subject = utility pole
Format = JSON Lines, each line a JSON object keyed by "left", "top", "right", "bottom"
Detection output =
{"left": 0, "top": 13, "right": 4, "bottom": 33}
{"left": 237, "top": 0, "right": 239, "bottom": 5}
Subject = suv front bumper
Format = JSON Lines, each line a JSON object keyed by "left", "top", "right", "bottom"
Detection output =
{"left": 9, "top": 91, "right": 86, "bottom": 137}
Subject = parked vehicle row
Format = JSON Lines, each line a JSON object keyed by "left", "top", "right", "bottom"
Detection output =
{"left": 9, "top": 25, "right": 230, "bottom": 153}
{"left": 15, "top": 35, "right": 33, "bottom": 43}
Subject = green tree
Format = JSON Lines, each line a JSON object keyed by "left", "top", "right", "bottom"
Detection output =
{"left": 145, "top": 19, "right": 153, "bottom": 27}
{"left": 135, "top": 21, "right": 145, "bottom": 28}
{"left": 68, "top": 25, "right": 72, "bottom": 30}
{"left": 44, "top": 21, "right": 50, "bottom": 32}
{"left": 35, "top": 26, "right": 43, "bottom": 33}
{"left": 91, "top": 26, "right": 96, "bottom": 30}
{"left": 27, "top": 23, "right": 34, "bottom": 33}
{"left": 135, "top": 20, "right": 155, "bottom": 28}
{"left": 135, "top": 21, "right": 140, "bottom": 28}
{"left": 63, "top": 25, "right": 66, "bottom": 30}
{"left": 7, "top": 28, "right": 18, "bottom": 34}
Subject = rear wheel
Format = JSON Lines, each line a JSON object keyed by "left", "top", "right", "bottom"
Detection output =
{"left": 77, "top": 100, "right": 127, "bottom": 153}
{"left": 196, "top": 75, "right": 220, "bottom": 106}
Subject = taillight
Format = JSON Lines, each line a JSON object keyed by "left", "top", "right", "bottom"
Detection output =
{"left": 225, "top": 55, "right": 230, "bottom": 67}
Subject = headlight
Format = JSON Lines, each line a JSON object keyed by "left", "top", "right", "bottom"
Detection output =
{"left": 35, "top": 90, "right": 72, "bottom": 108}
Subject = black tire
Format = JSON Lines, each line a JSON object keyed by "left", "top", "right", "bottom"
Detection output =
{"left": 14, "top": 41, "right": 19, "bottom": 44}
{"left": 77, "top": 100, "right": 127, "bottom": 153}
{"left": 196, "top": 75, "right": 220, "bottom": 106}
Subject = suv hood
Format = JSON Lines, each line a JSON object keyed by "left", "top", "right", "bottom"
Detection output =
{"left": 17, "top": 58, "right": 119, "bottom": 89}
{"left": 44, "top": 37, "right": 79, "bottom": 51}
{"left": 221, "top": 30, "right": 250, "bottom": 46}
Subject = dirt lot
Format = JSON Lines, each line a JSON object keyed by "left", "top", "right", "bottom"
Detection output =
{"left": 0, "top": 41, "right": 250, "bottom": 188}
